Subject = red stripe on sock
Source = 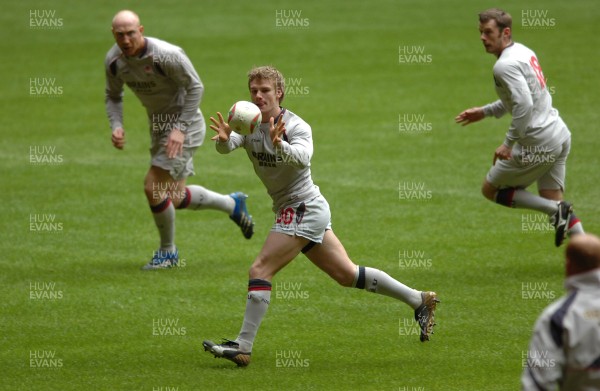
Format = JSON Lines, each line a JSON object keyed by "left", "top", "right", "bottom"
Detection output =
{"left": 150, "top": 198, "right": 172, "bottom": 213}
{"left": 176, "top": 188, "right": 191, "bottom": 210}
{"left": 495, "top": 188, "right": 516, "bottom": 207}
{"left": 568, "top": 217, "right": 580, "bottom": 229}
{"left": 248, "top": 286, "right": 272, "bottom": 291}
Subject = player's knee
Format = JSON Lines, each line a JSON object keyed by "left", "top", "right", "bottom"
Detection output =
{"left": 331, "top": 268, "right": 355, "bottom": 287}
{"left": 143, "top": 181, "right": 156, "bottom": 202}
{"left": 539, "top": 189, "right": 563, "bottom": 202}
{"left": 338, "top": 275, "right": 355, "bottom": 288}
{"left": 481, "top": 182, "right": 496, "bottom": 201}
{"left": 249, "top": 256, "right": 269, "bottom": 280}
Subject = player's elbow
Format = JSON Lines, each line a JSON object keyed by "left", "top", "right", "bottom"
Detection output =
{"left": 215, "top": 144, "right": 230, "bottom": 154}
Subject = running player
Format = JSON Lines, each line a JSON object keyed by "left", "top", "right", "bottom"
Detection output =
{"left": 105, "top": 10, "right": 254, "bottom": 270}
{"left": 455, "top": 8, "right": 584, "bottom": 247}
{"left": 202, "top": 66, "right": 439, "bottom": 367}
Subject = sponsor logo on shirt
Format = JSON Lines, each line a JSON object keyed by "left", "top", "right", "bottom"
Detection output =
{"left": 252, "top": 151, "right": 280, "bottom": 167}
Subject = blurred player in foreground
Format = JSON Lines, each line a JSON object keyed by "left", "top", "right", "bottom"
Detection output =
{"left": 202, "top": 65, "right": 439, "bottom": 367}
{"left": 455, "top": 8, "right": 584, "bottom": 247}
{"left": 522, "top": 233, "right": 600, "bottom": 390}
{"left": 104, "top": 10, "right": 254, "bottom": 270}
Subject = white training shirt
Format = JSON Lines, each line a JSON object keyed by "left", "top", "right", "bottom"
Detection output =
{"left": 483, "top": 42, "right": 570, "bottom": 150}
{"left": 104, "top": 37, "right": 205, "bottom": 147}
{"left": 521, "top": 269, "right": 600, "bottom": 390}
{"left": 216, "top": 108, "right": 321, "bottom": 211}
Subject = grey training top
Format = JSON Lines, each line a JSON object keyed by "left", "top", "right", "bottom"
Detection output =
{"left": 105, "top": 37, "right": 205, "bottom": 147}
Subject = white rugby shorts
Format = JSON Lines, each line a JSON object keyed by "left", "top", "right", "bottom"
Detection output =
{"left": 271, "top": 195, "right": 332, "bottom": 243}
{"left": 486, "top": 138, "right": 570, "bottom": 191}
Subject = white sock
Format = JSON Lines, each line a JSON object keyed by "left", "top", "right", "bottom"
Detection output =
{"left": 236, "top": 279, "right": 271, "bottom": 353}
{"left": 568, "top": 214, "right": 584, "bottom": 236}
{"left": 185, "top": 185, "right": 235, "bottom": 214}
{"left": 354, "top": 266, "right": 422, "bottom": 309}
{"left": 496, "top": 188, "right": 558, "bottom": 215}
{"left": 150, "top": 198, "right": 175, "bottom": 251}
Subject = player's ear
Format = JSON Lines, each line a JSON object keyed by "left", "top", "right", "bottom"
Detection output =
{"left": 139, "top": 25, "right": 144, "bottom": 34}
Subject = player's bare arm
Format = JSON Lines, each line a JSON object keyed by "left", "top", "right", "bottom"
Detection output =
{"left": 209, "top": 112, "right": 232, "bottom": 142}
{"left": 269, "top": 116, "right": 286, "bottom": 146}
{"left": 111, "top": 127, "right": 126, "bottom": 149}
{"left": 455, "top": 107, "right": 485, "bottom": 126}
{"left": 165, "top": 128, "right": 184, "bottom": 159}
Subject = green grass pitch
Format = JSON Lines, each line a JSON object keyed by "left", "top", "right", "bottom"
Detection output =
{"left": 2, "top": 0, "right": 599, "bottom": 390}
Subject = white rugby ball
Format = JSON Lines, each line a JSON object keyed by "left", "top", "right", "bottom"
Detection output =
{"left": 227, "top": 101, "right": 262, "bottom": 135}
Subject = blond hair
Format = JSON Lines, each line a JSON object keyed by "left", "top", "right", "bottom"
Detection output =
{"left": 247, "top": 65, "right": 285, "bottom": 103}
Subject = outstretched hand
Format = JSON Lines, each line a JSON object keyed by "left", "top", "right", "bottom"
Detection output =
{"left": 269, "top": 116, "right": 286, "bottom": 146}
{"left": 209, "top": 112, "right": 232, "bottom": 142}
{"left": 455, "top": 107, "right": 485, "bottom": 126}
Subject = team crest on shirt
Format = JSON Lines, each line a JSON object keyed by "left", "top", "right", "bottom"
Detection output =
{"left": 144, "top": 65, "right": 153, "bottom": 74}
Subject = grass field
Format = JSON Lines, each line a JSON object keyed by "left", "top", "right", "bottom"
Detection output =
{"left": 2, "top": 0, "right": 599, "bottom": 390}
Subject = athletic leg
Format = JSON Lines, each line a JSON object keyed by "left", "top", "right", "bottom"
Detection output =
{"left": 144, "top": 165, "right": 186, "bottom": 250}
{"left": 178, "top": 186, "right": 254, "bottom": 239}
{"left": 482, "top": 180, "right": 559, "bottom": 215}
{"left": 537, "top": 138, "right": 584, "bottom": 241}
{"left": 203, "top": 232, "right": 307, "bottom": 366}
{"left": 178, "top": 185, "right": 234, "bottom": 212}
{"left": 306, "top": 230, "right": 423, "bottom": 307}
{"left": 305, "top": 230, "right": 438, "bottom": 341}
{"left": 237, "top": 232, "right": 308, "bottom": 349}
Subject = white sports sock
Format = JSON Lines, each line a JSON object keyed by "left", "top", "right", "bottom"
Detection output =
{"left": 236, "top": 279, "right": 272, "bottom": 353}
{"left": 497, "top": 188, "right": 558, "bottom": 215}
{"left": 185, "top": 185, "right": 235, "bottom": 214}
{"left": 151, "top": 199, "right": 175, "bottom": 251}
{"left": 568, "top": 222, "right": 584, "bottom": 236}
{"left": 568, "top": 214, "right": 584, "bottom": 236}
{"left": 355, "top": 266, "right": 422, "bottom": 309}
{"left": 513, "top": 190, "right": 558, "bottom": 215}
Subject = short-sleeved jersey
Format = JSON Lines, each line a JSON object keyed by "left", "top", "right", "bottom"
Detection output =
{"left": 216, "top": 109, "right": 321, "bottom": 211}
{"left": 104, "top": 37, "right": 205, "bottom": 147}
{"left": 483, "top": 42, "right": 570, "bottom": 149}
